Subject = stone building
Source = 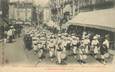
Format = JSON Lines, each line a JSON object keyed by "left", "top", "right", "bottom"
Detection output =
{"left": 9, "top": 0, "right": 33, "bottom": 25}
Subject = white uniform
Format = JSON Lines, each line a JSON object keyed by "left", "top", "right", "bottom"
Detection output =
{"left": 7, "top": 29, "right": 13, "bottom": 39}
{"left": 80, "top": 40, "right": 88, "bottom": 60}
{"left": 72, "top": 36, "right": 79, "bottom": 55}
{"left": 103, "top": 39, "right": 109, "bottom": 49}
{"left": 91, "top": 39, "right": 99, "bottom": 54}
{"left": 37, "top": 43, "right": 44, "bottom": 58}
{"left": 83, "top": 38, "right": 90, "bottom": 54}
{"left": 32, "top": 37, "right": 38, "bottom": 49}
{"left": 40, "top": 37, "right": 46, "bottom": 49}
{"left": 61, "top": 38, "right": 67, "bottom": 59}
{"left": 48, "top": 39, "right": 55, "bottom": 58}
{"left": 33, "top": 43, "right": 38, "bottom": 51}
{"left": 67, "top": 36, "right": 72, "bottom": 48}
{"left": 102, "top": 39, "right": 110, "bottom": 58}
{"left": 68, "top": 36, "right": 72, "bottom": 44}
{"left": 56, "top": 38, "right": 63, "bottom": 64}
{"left": 78, "top": 44, "right": 84, "bottom": 60}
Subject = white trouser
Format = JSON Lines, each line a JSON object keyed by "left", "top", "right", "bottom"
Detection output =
{"left": 49, "top": 48, "right": 55, "bottom": 57}
{"left": 38, "top": 49, "right": 43, "bottom": 58}
{"left": 94, "top": 46, "right": 98, "bottom": 54}
{"left": 85, "top": 45, "right": 89, "bottom": 54}
{"left": 79, "top": 49, "right": 83, "bottom": 60}
{"left": 73, "top": 46, "right": 77, "bottom": 54}
{"left": 57, "top": 51, "right": 62, "bottom": 63}
{"left": 79, "top": 55, "right": 83, "bottom": 60}
{"left": 4, "top": 38, "right": 7, "bottom": 43}
{"left": 79, "top": 54, "right": 87, "bottom": 60}
{"left": 33, "top": 45, "right": 38, "bottom": 51}
{"left": 63, "top": 47, "right": 66, "bottom": 57}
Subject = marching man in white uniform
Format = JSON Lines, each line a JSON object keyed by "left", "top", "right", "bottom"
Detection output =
{"left": 71, "top": 35, "right": 80, "bottom": 58}
{"left": 37, "top": 41, "right": 44, "bottom": 62}
{"left": 100, "top": 35, "right": 110, "bottom": 64}
{"left": 66, "top": 35, "right": 72, "bottom": 56}
{"left": 78, "top": 36, "right": 90, "bottom": 63}
{"left": 78, "top": 41, "right": 86, "bottom": 64}
{"left": 103, "top": 36, "right": 109, "bottom": 50}
{"left": 33, "top": 40, "right": 38, "bottom": 54}
{"left": 61, "top": 34, "right": 68, "bottom": 61}
{"left": 82, "top": 36, "right": 90, "bottom": 55}
{"left": 56, "top": 34, "right": 63, "bottom": 64}
{"left": 32, "top": 36, "right": 38, "bottom": 54}
{"left": 47, "top": 35, "right": 56, "bottom": 61}
{"left": 91, "top": 35, "right": 100, "bottom": 59}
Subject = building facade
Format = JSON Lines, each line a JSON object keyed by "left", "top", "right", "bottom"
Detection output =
{"left": 43, "top": 7, "right": 51, "bottom": 23}
{"left": 9, "top": 0, "right": 33, "bottom": 25}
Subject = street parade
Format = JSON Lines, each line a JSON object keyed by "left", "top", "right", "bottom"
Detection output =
{"left": 21, "top": 25, "right": 112, "bottom": 65}
{"left": 0, "top": 0, "right": 115, "bottom": 66}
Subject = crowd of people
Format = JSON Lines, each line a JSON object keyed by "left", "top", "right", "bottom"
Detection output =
{"left": 4, "top": 26, "right": 16, "bottom": 43}
{"left": 23, "top": 26, "right": 112, "bottom": 65}
{"left": 4, "top": 25, "right": 22, "bottom": 43}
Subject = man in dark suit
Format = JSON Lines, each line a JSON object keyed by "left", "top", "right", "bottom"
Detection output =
{"left": 23, "top": 34, "right": 32, "bottom": 51}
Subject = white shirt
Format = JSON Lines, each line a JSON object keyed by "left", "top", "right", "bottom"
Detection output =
{"left": 103, "top": 39, "right": 109, "bottom": 48}
{"left": 91, "top": 39, "right": 99, "bottom": 46}
{"left": 83, "top": 38, "right": 90, "bottom": 45}
{"left": 48, "top": 39, "right": 55, "bottom": 48}
{"left": 7, "top": 29, "right": 13, "bottom": 36}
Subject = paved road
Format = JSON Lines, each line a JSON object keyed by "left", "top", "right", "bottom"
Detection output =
{"left": 4, "top": 38, "right": 29, "bottom": 65}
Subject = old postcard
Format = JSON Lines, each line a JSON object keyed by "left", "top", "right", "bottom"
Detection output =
{"left": 0, "top": 0, "right": 115, "bottom": 72}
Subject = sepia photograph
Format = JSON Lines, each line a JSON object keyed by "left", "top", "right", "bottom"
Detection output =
{"left": 0, "top": 0, "right": 115, "bottom": 72}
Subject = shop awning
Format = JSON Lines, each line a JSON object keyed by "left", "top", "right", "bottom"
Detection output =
{"left": 66, "top": 8, "right": 115, "bottom": 32}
